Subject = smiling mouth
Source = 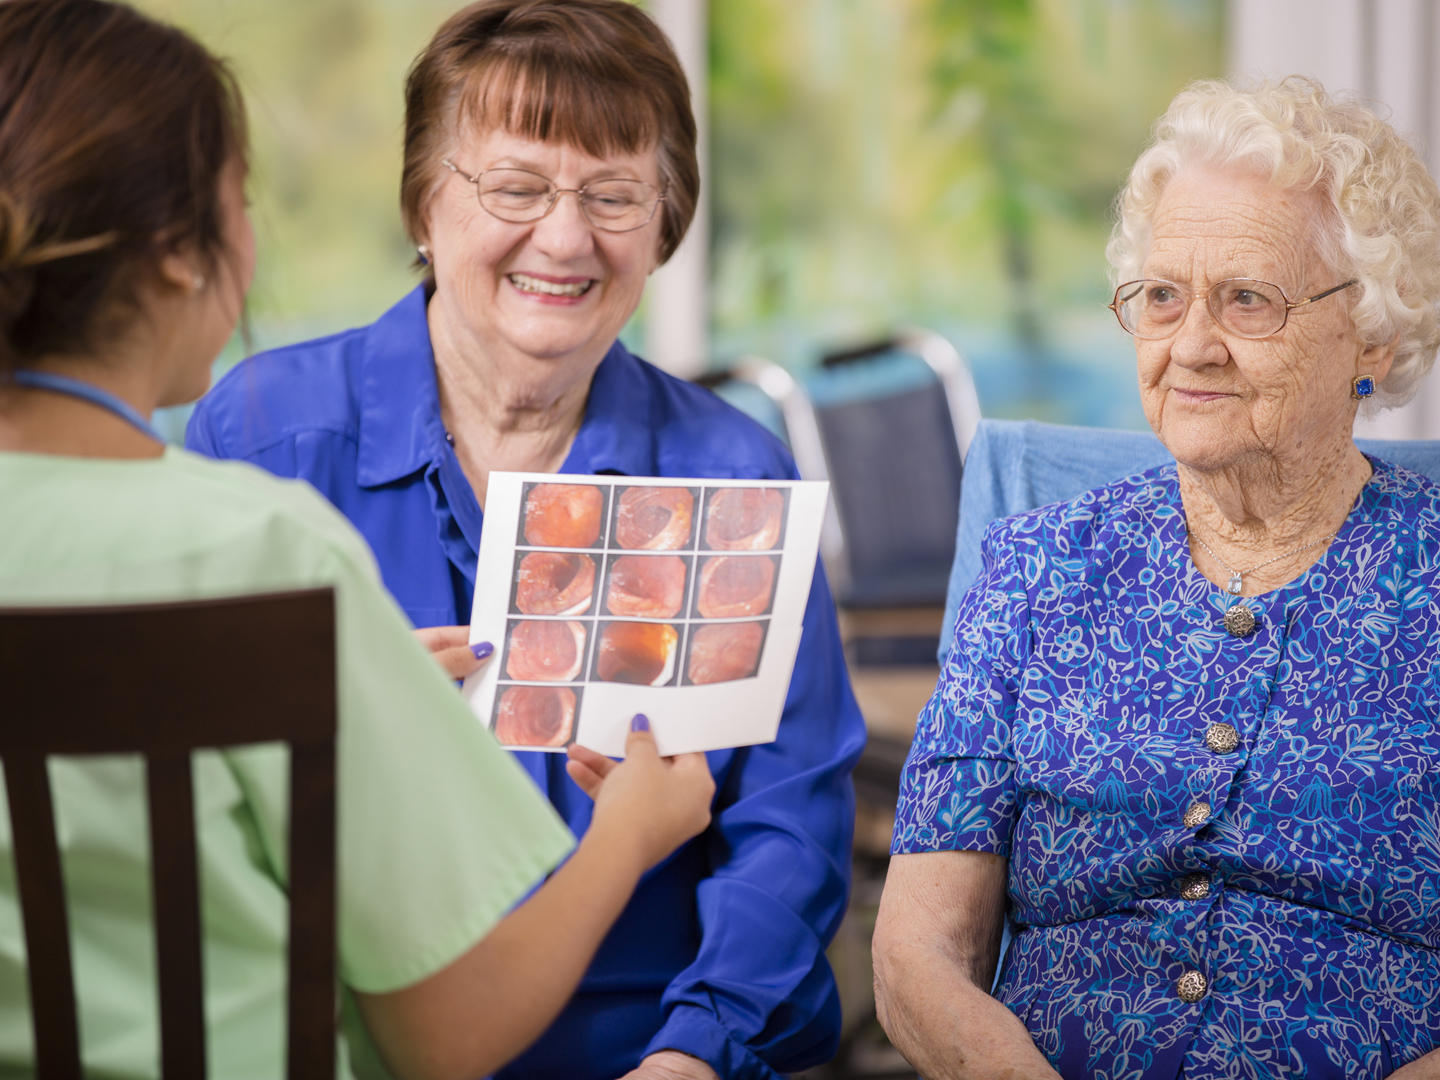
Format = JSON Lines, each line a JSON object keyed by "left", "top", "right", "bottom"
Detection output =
{"left": 509, "top": 272, "right": 594, "bottom": 298}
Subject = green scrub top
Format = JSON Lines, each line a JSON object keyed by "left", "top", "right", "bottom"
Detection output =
{"left": 0, "top": 448, "right": 575, "bottom": 1079}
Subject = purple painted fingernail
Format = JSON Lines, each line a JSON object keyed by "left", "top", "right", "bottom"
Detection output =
{"left": 630, "top": 713, "right": 650, "bottom": 733}
{"left": 471, "top": 641, "right": 494, "bottom": 660}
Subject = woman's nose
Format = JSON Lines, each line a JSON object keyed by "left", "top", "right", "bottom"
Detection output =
{"left": 1169, "top": 293, "right": 1229, "bottom": 368}
{"left": 529, "top": 191, "right": 597, "bottom": 261}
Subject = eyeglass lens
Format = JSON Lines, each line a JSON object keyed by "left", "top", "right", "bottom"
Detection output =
{"left": 476, "top": 168, "right": 660, "bottom": 232}
{"left": 1114, "top": 279, "right": 1290, "bottom": 339}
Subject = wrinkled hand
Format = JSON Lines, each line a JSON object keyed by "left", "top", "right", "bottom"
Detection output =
{"left": 567, "top": 718, "right": 715, "bottom": 874}
{"left": 1386, "top": 1048, "right": 1440, "bottom": 1079}
{"left": 616, "top": 1051, "right": 720, "bottom": 1080}
{"left": 414, "top": 625, "right": 494, "bottom": 681}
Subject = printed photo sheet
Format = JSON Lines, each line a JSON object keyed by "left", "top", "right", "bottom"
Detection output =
{"left": 462, "top": 473, "right": 830, "bottom": 756}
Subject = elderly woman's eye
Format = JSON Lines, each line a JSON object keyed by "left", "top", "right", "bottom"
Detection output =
{"left": 481, "top": 175, "right": 551, "bottom": 204}
{"left": 1147, "top": 285, "right": 1181, "bottom": 306}
{"left": 587, "top": 185, "right": 643, "bottom": 209}
{"left": 1231, "top": 289, "right": 1264, "bottom": 307}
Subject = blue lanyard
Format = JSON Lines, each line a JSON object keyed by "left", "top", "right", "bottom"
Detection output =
{"left": 9, "top": 369, "right": 165, "bottom": 443}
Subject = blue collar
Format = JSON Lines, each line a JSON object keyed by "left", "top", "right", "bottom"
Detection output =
{"left": 356, "top": 287, "right": 446, "bottom": 487}
{"left": 355, "top": 284, "right": 661, "bottom": 486}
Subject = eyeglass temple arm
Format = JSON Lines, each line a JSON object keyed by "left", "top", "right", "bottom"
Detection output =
{"left": 1288, "top": 279, "right": 1359, "bottom": 310}
{"left": 1110, "top": 283, "right": 1145, "bottom": 309}
{"left": 440, "top": 158, "right": 479, "bottom": 184}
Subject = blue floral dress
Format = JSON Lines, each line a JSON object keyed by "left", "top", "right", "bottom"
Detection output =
{"left": 894, "top": 459, "right": 1440, "bottom": 1079}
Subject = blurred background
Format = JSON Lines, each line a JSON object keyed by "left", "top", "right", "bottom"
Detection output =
{"left": 136, "top": 0, "right": 1229, "bottom": 439}
{"left": 135, "top": 0, "right": 1440, "bottom": 440}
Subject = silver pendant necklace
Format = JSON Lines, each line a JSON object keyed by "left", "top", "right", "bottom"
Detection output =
{"left": 1186, "top": 525, "right": 1338, "bottom": 595}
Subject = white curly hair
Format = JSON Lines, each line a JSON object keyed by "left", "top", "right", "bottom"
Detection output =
{"left": 1108, "top": 76, "right": 1440, "bottom": 407}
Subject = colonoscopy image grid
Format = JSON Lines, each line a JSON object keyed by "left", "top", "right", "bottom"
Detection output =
{"left": 494, "top": 481, "right": 789, "bottom": 743}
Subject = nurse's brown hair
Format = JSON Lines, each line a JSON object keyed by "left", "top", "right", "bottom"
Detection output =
{"left": 0, "top": 0, "right": 247, "bottom": 373}
{"left": 401, "top": 0, "right": 698, "bottom": 263}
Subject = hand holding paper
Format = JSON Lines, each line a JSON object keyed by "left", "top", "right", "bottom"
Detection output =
{"left": 414, "top": 625, "right": 494, "bottom": 681}
{"left": 567, "top": 715, "right": 715, "bottom": 874}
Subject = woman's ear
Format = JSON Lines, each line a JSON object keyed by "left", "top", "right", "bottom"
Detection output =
{"left": 415, "top": 177, "right": 445, "bottom": 265}
{"left": 156, "top": 247, "right": 206, "bottom": 295}
{"left": 1362, "top": 332, "right": 1401, "bottom": 384}
{"left": 414, "top": 210, "right": 437, "bottom": 269}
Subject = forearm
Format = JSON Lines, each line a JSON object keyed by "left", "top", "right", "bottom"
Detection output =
{"left": 1391, "top": 1050, "right": 1440, "bottom": 1079}
{"left": 357, "top": 819, "right": 646, "bottom": 1080}
{"left": 873, "top": 851, "right": 1058, "bottom": 1080}
{"left": 873, "top": 936, "right": 1056, "bottom": 1080}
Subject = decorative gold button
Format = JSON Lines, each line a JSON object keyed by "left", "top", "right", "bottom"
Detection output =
{"left": 1182, "top": 800, "right": 1211, "bottom": 828}
{"left": 1205, "top": 723, "right": 1240, "bottom": 754}
{"left": 1179, "top": 873, "right": 1211, "bottom": 900}
{"left": 1223, "top": 604, "right": 1256, "bottom": 637}
{"left": 1176, "top": 970, "right": 1208, "bottom": 1002}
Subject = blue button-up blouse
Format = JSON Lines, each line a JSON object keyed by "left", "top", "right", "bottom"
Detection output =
{"left": 187, "top": 286, "right": 867, "bottom": 1080}
{"left": 894, "top": 460, "right": 1440, "bottom": 1079}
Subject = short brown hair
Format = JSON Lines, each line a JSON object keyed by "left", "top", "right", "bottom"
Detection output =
{"left": 0, "top": 0, "right": 247, "bottom": 374}
{"left": 401, "top": 0, "right": 698, "bottom": 264}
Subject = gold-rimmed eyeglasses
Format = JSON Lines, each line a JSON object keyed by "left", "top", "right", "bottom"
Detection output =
{"left": 1109, "top": 277, "right": 1358, "bottom": 340}
{"left": 441, "top": 159, "right": 665, "bottom": 233}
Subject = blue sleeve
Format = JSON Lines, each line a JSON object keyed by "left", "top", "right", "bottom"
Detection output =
{"left": 644, "top": 560, "right": 867, "bottom": 1080}
{"left": 185, "top": 389, "right": 307, "bottom": 483}
{"left": 184, "top": 395, "right": 222, "bottom": 457}
{"left": 895, "top": 521, "right": 1028, "bottom": 856}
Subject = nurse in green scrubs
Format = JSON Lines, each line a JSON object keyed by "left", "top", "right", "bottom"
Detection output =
{"left": 0, "top": 4, "right": 714, "bottom": 1079}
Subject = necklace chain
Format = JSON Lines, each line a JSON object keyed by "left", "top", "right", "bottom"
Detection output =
{"left": 1186, "top": 525, "right": 1338, "bottom": 596}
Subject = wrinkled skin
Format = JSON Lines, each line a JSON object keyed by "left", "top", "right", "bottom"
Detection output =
{"left": 421, "top": 129, "right": 664, "bottom": 508}
{"left": 1137, "top": 166, "right": 1397, "bottom": 594}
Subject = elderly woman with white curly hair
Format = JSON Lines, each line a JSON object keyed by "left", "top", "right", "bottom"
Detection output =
{"left": 872, "top": 77, "right": 1440, "bottom": 1079}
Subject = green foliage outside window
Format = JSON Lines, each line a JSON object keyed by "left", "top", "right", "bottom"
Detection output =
{"left": 710, "top": 0, "right": 1223, "bottom": 424}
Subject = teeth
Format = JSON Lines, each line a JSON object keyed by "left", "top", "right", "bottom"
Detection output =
{"left": 510, "top": 273, "right": 592, "bottom": 297}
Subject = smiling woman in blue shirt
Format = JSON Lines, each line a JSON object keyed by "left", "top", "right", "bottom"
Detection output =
{"left": 874, "top": 78, "right": 1440, "bottom": 1079}
{"left": 187, "top": 3, "right": 866, "bottom": 1080}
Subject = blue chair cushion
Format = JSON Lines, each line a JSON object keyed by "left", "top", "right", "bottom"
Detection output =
{"left": 939, "top": 419, "right": 1440, "bottom": 660}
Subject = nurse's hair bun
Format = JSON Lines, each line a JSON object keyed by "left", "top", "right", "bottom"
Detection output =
{"left": 0, "top": 0, "right": 248, "bottom": 377}
{"left": 0, "top": 189, "right": 118, "bottom": 373}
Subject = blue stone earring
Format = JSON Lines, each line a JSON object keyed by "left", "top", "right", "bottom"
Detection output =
{"left": 1352, "top": 374, "right": 1376, "bottom": 400}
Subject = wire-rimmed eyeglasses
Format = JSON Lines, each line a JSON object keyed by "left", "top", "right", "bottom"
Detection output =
{"left": 1109, "top": 277, "right": 1358, "bottom": 340}
{"left": 441, "top": 159, "right": 665, "bottom": 233}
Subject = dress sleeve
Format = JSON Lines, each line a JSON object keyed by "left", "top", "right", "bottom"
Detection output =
{"left": 226, "top": 536, "right": 575, "bottom": 994}
{"left": 642, "top": 560, "right": 868, "bottom": 1080}
{"left": 892, "top": 520, "right": 1029, "bottom": 856}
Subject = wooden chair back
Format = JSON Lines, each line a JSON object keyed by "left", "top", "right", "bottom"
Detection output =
{"left": 0, "top": 589, "right": 337, "bottom": 1080}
